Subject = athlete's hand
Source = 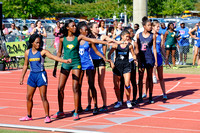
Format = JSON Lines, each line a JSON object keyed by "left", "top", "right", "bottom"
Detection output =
{"left": 66, "top": 59, "right": 72, "bottom": 64}
{"left": 19, "top": 78, "right": 23, "bottom": 85}
{"left": 138, "top": 67, "right": 142, "bottom": 72}
{"left": 53, "top": 68, "right": 57, "bottom": 78}
{"left": 134, "top": 59, "right": 138, "bottom": 66}
{"left": 155, "top": 62, "right": 158, "bottom": 68}
{"left": 194, "top": 37, "right": 199, "bottom": 40}
{"left": 108, "top": 60, "right": 115, "bottom": 69}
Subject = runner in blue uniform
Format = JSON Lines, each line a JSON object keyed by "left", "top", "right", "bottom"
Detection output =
{"left": 189, "top": 22, "right": 200, "bottom": 67}
{"left": 145, "top": 21, "right": 167, "bottom": 100}
{"left": 19, "top": 34, "right": 71, "bottom": 123}
{"left": 135, "top": 17, "right": 157, "bottom": 104}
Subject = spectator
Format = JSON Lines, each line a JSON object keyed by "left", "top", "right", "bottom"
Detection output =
{"left": 176, "top": 22, "right": 190, "bottom": 65}
{"left": 27, "top": 23, "right": 35, "bottom": 35}
{"left": 2, "top": 24, "right": 8, "bottom": 35}
{"left": 133, "top": 23, "right": 139, "bottom": 34}
{"left": 8, "top": 23, "right": 20, "bottom": 36}
{"left": 113, "top": 22, "right": 122, "bottom": 41}
{"left": 22, "top": 25, "right": 29, "bottom": 41}
{"left": 99, "top": 20, "right": 107, "bottom": 35}
{"left": 159, "top": 23, "right": 167, "bottom": 35}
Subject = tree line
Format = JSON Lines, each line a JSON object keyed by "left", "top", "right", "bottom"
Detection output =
{"left": 1, "top": 0, "right": 199, "bottom": 19}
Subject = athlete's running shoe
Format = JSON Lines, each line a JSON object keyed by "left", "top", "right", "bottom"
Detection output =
{"left": 149, "top": 99, "right": 154, "bottom": 104}
{"left": 51, "top": 111, "right": 65, "bottom": 119}
{"left": 73, "top": 113, "right": 79, "bottom": 121}
{"left": 131, "top": 100, "right": 137, "bottom": 106}
{"left": 153, "top": 76, "right": 158, "bottom": 84}
{"left": 183, "top": 62, "right": 186, "bottom": 65}
{"left": 163, "top": 95, "right": 168, "bottom": 100}
{"left": 137, "top": 97, "right": 143, "bottom": 103}
{"left": 192, "top": 65, "right": 196, "bottom": 68}
{"left": 93, "top": 107, "right": 99, "bottom": 115}
{"left": 126, "top": 100, "right": 132, "bottom": 108}
{"left": 19, "top": 116, "right": 32, "bottom": 121}
{"left": 114, "top": 101, "right": 122, "bottom": 108}
{"left": 197, "top": 65, "right": 200, "bottom": 68}
{"left": 71, "top": 107, "right": 83, "bottom": 114}
{"left": 173, "top": 66, "right": 178, "bottom": 69}
{"left": 100, "top": 106, "right": 108, "bottom": 112}
{"left": 85, "top": 105, "right": 92, "bottom": 111}
{"left": 44, "top": 116, "right": 51, "bottom": 123}
{"left": 142, "top": 93, "right": 147, "bottom": 98}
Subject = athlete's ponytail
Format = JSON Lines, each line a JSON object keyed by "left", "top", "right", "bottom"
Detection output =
{"left": 60, "top": 19, "right": 74, "bottom": 37}
{"left": 28, "top": 34, "right": 40, "bottom": 49}
{"left": 142, "top": 16, "right": 150, "bottom": 26}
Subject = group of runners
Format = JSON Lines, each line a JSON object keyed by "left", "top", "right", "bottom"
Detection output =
{"left": 19, "top": 16, "right": 194, "bottom": 123}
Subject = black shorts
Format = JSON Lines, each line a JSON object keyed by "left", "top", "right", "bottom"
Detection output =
{"left": 165, "top": 44, "right": 176, "bottom": 50}
{"left": 92, "top": 59, "right": 106, "bottom": 68}
{"left": 113, "top": 62, "right": 131, "bottom": 76}
{"left": 179, "top": 46, "right": 189, "bottom": 54}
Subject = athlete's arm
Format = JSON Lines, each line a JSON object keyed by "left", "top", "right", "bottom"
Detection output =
{"left": 78, "top": 35, "right": 110, "bottom": 45}
{"left": 161, "top": 34, "right": 166, "bottom": 59}
{"left": 41, "top": 28, "right": 47, "bottom": 37}
{"left": 42, "top": 50, "right": 72, "bottom": 64}
{"left": 102, "top": 35, "right": 122, "bottom": 44}
{"left": 153, "top": 34, "right": 158, "bottom": 67}
{"left": 107, "top": 44, "right": 117, "bottom": 69}
{"left": 20, "top": 50, "right": 29, "bottom": 85}
{"left": 189, "top": 27, "right": 198, "bottom": 39}
{"left": 91, "top": 43, "right": 107, "bottom": 61}
{"left": 129, "top": 45, "right": 137, "bottom": 66}
{"left": 53, "top": 37, "right": 64, "bottom": 77}
{"left": 135, "top": 34, "right": 141, "bottom": 69}
{"left": 163, "top": 30, "right": 168, "bottom": 45}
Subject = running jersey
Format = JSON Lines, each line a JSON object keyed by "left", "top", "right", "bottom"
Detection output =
{"left": 154, "top": 33, "right": 162, "bottom": 54}
{"left": 99, "top": 27, "right": 107, "bottom": 35}
{"left": 62, "top": 36, "right": 80, "bottom": 68}
{"left": 196, "top": 26, "right": 200, "bottom": 44}
{"left": 79, "top": 41, "right": 94, "bottom": 69}
{"left": 115, "top": 44, "right": 130, "bottom": 63}
{"left": 90, "top": 34, "right": 104, "bottom": 60}
{"left": 54, "top": 27, "right": 60, "bottom": 44}
{"left": 138, "top": 32, "right": 154, "bottom": 61}
{"left": 28, "top": 48, "right": 45, "bottom": 72}
{"left": 165, "top": 30, "right": 177, "bottom": 46}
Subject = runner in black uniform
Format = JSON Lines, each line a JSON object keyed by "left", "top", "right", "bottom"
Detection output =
{"left": 108, "top": 30, "right": 137, "bottom": 108}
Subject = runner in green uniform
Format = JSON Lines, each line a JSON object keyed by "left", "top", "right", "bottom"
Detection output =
{"left": 51, "top": 20, "right": 112, "bottom": 121}
{"left": 164, "top": 22, "right": 179, "bottom": 69}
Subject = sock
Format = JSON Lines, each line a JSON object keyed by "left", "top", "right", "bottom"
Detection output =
{"left": 125, "top": 85, "right": 131, "bottom": 89}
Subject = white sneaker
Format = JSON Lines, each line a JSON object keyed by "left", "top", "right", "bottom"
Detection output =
{"left": 176, "top": 61, "right": 179, "bottom": 65}
{"left": 179, "top": 61, "right": 183, "bottom": 65}
{"left": 183, "top": 62, "right": 186, "bottom": 65}
{"left": 126, "top": 101, "right": 132, "bottom": 108}
{"left": 114, "top": 101, "right": 122, "bottom": 108}
{"left": 153, "top": 76, "right": 157, "bottom": 84}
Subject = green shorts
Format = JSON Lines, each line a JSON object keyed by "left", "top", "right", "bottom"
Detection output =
{"left": 61, "top": 62, "right": 81, "bottom": 71}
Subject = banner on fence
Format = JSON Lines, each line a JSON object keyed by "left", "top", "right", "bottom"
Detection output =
{"left": 5, "top": 41, "right": 27, "bottom": 57}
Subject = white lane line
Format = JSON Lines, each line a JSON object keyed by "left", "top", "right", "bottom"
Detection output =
{"left": 0, "top": 124, "right": 105, "bottom": 133}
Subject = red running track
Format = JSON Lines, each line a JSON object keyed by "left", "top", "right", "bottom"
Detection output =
{"left": 0, "top": 69, "right": 200, "bottom": 133}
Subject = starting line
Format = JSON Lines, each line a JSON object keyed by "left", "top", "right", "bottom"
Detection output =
{"left": 0, "top": 123, "right": 105, "bottom": 133}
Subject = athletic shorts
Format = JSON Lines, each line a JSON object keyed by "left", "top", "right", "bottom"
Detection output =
{"left": 92, "top": 58, "right": 106, "bottom": 68}
{"left": 140, "top": 58, "right": 155, "bottom": 69}
{"left": 113, "top": 62, "right": 131, "bottom": 76}
{"left": 157, "top": 53, "right": 163, "bottom": 67}
{"left": 179, "top": 46, "right": 189, "bottom": 54}
{"left": 27, "top": 71, "right": 48, "bottom": 87}
{"left": 195, "top": 43, "right": 200, "bottom": 48}
{"left": 81, "top": 65, "right": 94, "bottom": 70}
{"left": 165, "top": 44, "right": 176, "bottom": 50}
{"left": 61, "top": 62, "right": 81, "bottom": 71}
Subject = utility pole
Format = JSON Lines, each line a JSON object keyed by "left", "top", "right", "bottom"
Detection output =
{"left": 124, "top": 5, "right": 127, "bottom": 26}
{"left": 70, "top": 0, "right": 72, "bottom": 5}
{"left": 133, "top": 0, "right": 147, "bottom": 27}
